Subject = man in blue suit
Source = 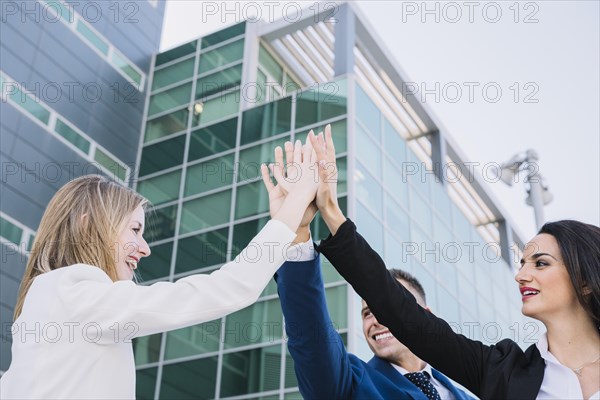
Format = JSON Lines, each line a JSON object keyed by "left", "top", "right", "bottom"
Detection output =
{"left": 276, "top": 238, "right": 474, "bottom": 400}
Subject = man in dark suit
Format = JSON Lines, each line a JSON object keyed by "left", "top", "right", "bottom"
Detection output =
{"left": 276, "top": 239, "right": 474, "bottom": 400}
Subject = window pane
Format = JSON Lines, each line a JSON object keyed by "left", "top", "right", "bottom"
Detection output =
{"left": 156, "top": 41, "right": 197, "bottom": 67}
{"left": 356, "top": 84, "right": 381, "bottom": 140}
{"left": 355, "top": 162, "right": 382, "bottom": 217}
{"left": 94, "top": 148, "right": 126, "bottom": 181}
{"left": 165, "top": 320, "right": 221, "bottom": 360}
{"left": 140, "top": 241, "right": 172, "bottom": 280}
{"left": 223, "top": 299, "right": 283, "bottom": 349}
{"left": 231, "top": 217, "right": 268, "bottom": 257}
{"left": 201, "top": 22, "right": 245, "bottom": 48}
{"left": 356, "top": 202, "right": 383, "bottom": 255}
{"left": 180, "top": 191, "right": 231, "bottom": 234}
{"left": 111, "top": 50, "right": 142, "bottom": 86}
{"left": 152, "top": 58, "right": 195, "bottom": 90}
{"left": 55, "top": 118, "right": 90, "bottom": 153}
{"left": 356, "top": 123, "right": 381, "bottom": 176}
{"left": 196, "top": 64, "right": 242, "bottom": 99}
{"left": 176, "top": 228, "right": 228, "bottom": 273}
{"left": 9, "top": 87, "right": 50, "bottom": 125}
{"left": 76, "top": 20, "right": 108, "bottom": 55}
{"left": 385, "top": 195, "right": 410, "bottom": 242}
{"left": 133, "top": 334, "right": 162, "bottom": 365}
{"left": 145, "top": 108, "right": 188, "bottom": 142}
{"left": 259, "top": 45, "right": 283, "bottom": 84}
{"left": 238, "top": 137, "right": 289, "bottom": 183}
{"left": 185, "top": 154, "right": 234, "bottom": 197}
{"left": 383, "top": 117, "right": 406, "bottom": 159}
{"left": 148, "top": 83, "right": 192, "bottom": 116}
{"left": 235, "top": 181, "right": 269, "bottom": 219}
{"left": 410, "top": 188, "right": 432, "bottom": 232}
{"left": 42, "top": 0, "right": 72, "bottom": 21}
{"left": 384, "top": 157, "right": 409, "bottom": 208}
{"left": 159, "top": 356, "right": 218, "bottom": 399}
{"left": 198, "top": 39, "right": 244, "bottom": 74}
{"left": 146, "top": 204, "right": 177, "bottom": 242}
{"left": 326, "top": 285, "right": 348, "bottom": 329}
{"left": 137, "top": 170, "right": 181, "bottom": 206}
{"left": 295, "top": 83, "right": 347, "bottom": 129}
{"left": 189, "top": 117, "right": 237, "bottom": 162}
{"left": 135, "top": 367, "right": 157, "bottom": 400}
{"left": 191, "top": 91, "right": 239, "bottom": 127}
{"left": 0, "top": 217, "right": 22, "bottom": 244}
{"left": 140, "top": 134, "right": 186, "bottom": 176}
{"left": 220, "top": 345, "right": 281, "bottom": 397}
{"left": 241, "top": 97, "right": 291, "bottom": 145}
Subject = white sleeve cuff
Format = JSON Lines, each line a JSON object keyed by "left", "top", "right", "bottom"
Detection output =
{"left": 284, "top": 236, "right": 317, "bottom": 262}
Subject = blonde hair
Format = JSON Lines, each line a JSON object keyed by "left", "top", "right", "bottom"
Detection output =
{"left": 13, "top": 175, "right": 147, "bottom": 320}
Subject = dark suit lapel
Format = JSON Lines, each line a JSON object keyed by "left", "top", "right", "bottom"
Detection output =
{"left": 367, "top": 357, "right": 427, "bottom": 400}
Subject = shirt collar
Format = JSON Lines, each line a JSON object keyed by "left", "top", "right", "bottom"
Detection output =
{"left": 391, "top": 362, "right": 433, "bottom": 377}
{"left": 536, "top": 331, "right": 563, "bottom": 366}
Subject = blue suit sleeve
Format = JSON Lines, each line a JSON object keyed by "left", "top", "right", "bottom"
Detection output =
{"left": 275, "top": 256, "right": 354, "bottom": 399}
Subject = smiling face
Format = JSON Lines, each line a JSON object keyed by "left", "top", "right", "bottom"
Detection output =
{"left": 361, "top": 280, "right": 428, "bottom": 364}
{"left": 516, "top": 233, "right": 580, "bottom": 323}
{"left": 115, "top": 205, "right": 151, "bottom": 280}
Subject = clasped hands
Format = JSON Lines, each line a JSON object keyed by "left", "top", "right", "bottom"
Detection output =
{"left": 261, "top": 124, "right": 346, "bottom": 242}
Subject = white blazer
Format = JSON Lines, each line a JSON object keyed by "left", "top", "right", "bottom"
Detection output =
{"left": 0, "top": 219, "right": 295, "bottom": 399}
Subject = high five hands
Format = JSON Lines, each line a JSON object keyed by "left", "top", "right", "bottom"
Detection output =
{"left": 261, "top": 125, "right": 347, "bottom": 242}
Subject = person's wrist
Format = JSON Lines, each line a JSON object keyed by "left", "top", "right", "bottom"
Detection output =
{"left": 321, "top": 205, "right": 345, "bottom": 235}
{"left": 293, "top": 226, "right": 311, "bottom": 244}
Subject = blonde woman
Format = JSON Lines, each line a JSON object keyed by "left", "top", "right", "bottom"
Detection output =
{"left": 0, "top": 136, "right": 319, "bottom": 399}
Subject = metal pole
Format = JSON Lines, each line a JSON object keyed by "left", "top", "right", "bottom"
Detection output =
{"left": 526, "top": 150, "right": 545, "bottom": 230}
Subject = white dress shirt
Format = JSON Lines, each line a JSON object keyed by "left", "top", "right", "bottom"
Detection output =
{"left": 0, "top": 220, "right": 295, "bottom": 399}
{"left": 536, "top": 332, "right": 600, "bottom": 399}
{"left": 393, "top": 363, "right": 456, "bottom": 399}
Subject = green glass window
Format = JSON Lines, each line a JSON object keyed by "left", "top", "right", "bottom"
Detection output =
{"left": 235, "top": 181, "right": 270, "bottom": 219}
{"left": 165, "top": 320, "right": 221, "bottom": 360}
{"left": 42, "top": 0, "right": 73, "bottom": 22}
{"left": 145, "top": 108, "right": 189, "bottom": 143}
{"left": 201, "top": 22, "right": 245, "bottom": 49}
{"left": 321, "top": 257, "right": 344, "bottom": 284}
{"left": 231, "top": 217, "right": 268, "bottom": 257}
{"left": 8, "top": 86, "right": 50, "bottom": 125}
{"left": 356, "top": 162, "right": 382, "bottom": 217}
{"left": 259, "top": 45, "right": 283, "bottom": 84}
{"left": 180, "top": 191, "right": 231, "bottom": 234}
{"left": 295, "top": 86, "right": 347, "bottom": 129}
{"left": 356, "top": 123, "right": 382, "bottom": 176}
{"left": 146, "top": 204, "right": 177, "bottom": 242}
{"left": 383, "top": 157, "right": 409, "bottom": 207}
{"left": 285, "top": 350, "right": 298, "bottom": 388}
{"left": 188, "top": 117, "right": 237, "bottom": 162}
{"left": 159, "top": 356, "right": 218, "bottom": 399}
{"left": 296, "top": 118, "right": 347, "bottom": 154}
{"left": 135, "top": 367, "right": 157, "bottom": 400}
{"left": 238, "top": 137, "right": 289, "bottom": 183}
{"left": 176, "top": 228, "right": 228, "bottom": 273}
{"left": 356, "top": 201, "right": 383, "bottom": 254}
{"left": 0, "top": 216, "right": 22, "bottom": 244}
{"left": 383, "top": 118, "right": 406, "bottom": 159}
{"left": 139, "top": 241, "right": 172, "bottom": 280}
{"left": 191, "top": 91, "right": 239, "bottom": 128}
{"left": 255, "top": 68, "right": 267, "bottom": 104}
{"left": 152, "top": 58, "right": 195, "bottom": 91}
{"left": 220, "top": 345, "right": 281, "bottom": 397}
{"left": 198, "top": 39, "right": 244, "bottom": 74}
{"left": 240, "top": 97, "right": 291, "bottom": 145}
{"left": 94, "top": 148, "right": 126, "bottom": 181}
{"left": 148, "top": 83, "right": 192, "bottom": 116}
{"left": 185, "top": 154, "right": 234, "bottom": 197}
{"left": 133, "top": 333, "right": 161, "bottom": 365}
{"left": 156, "top": 41, "right": 197, "bottom": 67}
{"left": 356, "top": 84, "right": 381, "bottom": 140}
{"left": 137, "top": 170, "right": 181, "bottom": 206}
{"left": 111, "top": 51, "right": 142, "bottom": 87}
{"left": 54, "top": 118, "right": 90, "bottom": 153}
{"left": 76, "top": 20, "right": 109, "bottom": 55}
{"left": 196, "top": 64, "right": 242, "bottom": 100}
{"left": 326, "top": 285, "right": 348, "bottom": 328}
{"left": 223, "top": 299, "right": 283, "bottom": 349}
{"left": 139, "top": 134, "right": 186, "bottom": 176}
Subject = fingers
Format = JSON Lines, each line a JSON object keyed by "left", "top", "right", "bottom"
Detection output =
{"left": 260, "top": 164, "right": 274, "bottom": 191}
{"left": 270, "top": 163, "right": 287, "bottom": 192}
{"left": 274, "top": 146, "right": 285, "bottom": 178}
{"left": 302, "top": 131, "right": 314, "bottom": 164}
{"left": 324, "top": 124, "right": 335, "bottom": 161}
{"left": 293, "top": 139, "right": 302, "bottom": 165}
{"left": 284, "top": 141, "right": 294, "bottom": 169}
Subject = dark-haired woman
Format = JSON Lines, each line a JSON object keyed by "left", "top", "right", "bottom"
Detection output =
{"left": 308, "top": 129, "right": 600, "bottom": 399}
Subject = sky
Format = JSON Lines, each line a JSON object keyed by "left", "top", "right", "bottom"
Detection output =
{"left": 160, "top": 0, "right": 599, "bottom": 242}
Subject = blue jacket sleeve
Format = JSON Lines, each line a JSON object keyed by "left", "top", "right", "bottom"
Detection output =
{"left": 275, "top": 256, "right": 355, "bottom": 399}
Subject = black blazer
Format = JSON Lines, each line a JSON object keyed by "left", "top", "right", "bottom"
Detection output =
{"left": 316, "top": 219, "right": 546, "bottom": 400}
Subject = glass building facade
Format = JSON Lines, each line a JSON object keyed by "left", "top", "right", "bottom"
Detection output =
{"left": 1, "top": 2, "right": 536, "bottom": 399}
{"left": 132, "top": 6, "right": 532, "bottom": 399}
